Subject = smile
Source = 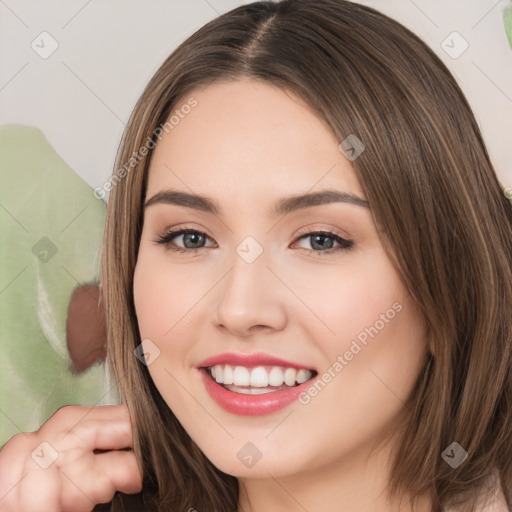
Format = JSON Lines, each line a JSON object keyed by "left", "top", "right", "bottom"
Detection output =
{"left": 196, "top": 352, "right": 318, "bottom": 415}
{"left": 207, "top": 364, "right": 315, "bottom": 394}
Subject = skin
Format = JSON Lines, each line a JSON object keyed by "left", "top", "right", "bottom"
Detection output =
{"left": 133, "top": 79, "right": 431, "bottom": 512}
{"left": 0, "top": 405, "right": 141, "bottom": 512}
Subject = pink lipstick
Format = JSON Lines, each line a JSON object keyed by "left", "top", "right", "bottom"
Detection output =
{"left": 197, "top": 352, "right": 317, "bottom": 416}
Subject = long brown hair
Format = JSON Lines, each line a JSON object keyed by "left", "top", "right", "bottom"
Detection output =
{"left": 101, "top": 1, "right": 512, "bottom": 510}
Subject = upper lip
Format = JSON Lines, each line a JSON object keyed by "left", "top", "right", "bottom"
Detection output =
{"left": 196, "top": 352, "right": 316, "bottom": 371}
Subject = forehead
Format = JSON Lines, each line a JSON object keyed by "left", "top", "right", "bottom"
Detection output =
{"left": 146, "top": 79, "right": 364, "bottom": 204}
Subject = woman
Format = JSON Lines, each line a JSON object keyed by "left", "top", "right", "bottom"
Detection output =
{"left": 0, "top": 1, "right": 510, "bottom": 511}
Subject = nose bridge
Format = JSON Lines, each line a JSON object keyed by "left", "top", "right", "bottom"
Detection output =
{"left": 214, "top": 233, "right": 286, "bottom": 334}
{"left": 222, "top": 234, "right": 269, "bottom": 305}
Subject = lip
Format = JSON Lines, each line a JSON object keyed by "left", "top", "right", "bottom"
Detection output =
{"left": 196, "top": 352, "right": 316, "bottom": 371}
{"left": 199, "top": 368, "right": 317, "bottom": 416}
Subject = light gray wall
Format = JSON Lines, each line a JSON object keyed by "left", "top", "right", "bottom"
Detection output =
{"left": 1, "top": 0, "right": 511, "bottom": 190}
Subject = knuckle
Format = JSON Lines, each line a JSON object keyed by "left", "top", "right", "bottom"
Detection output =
{"left": 53, "top": 405, "right": 81, "bottom": 421}
{"left": 67, "top": 423, "right": 94, "bottom": 445}
{"left": 95, "top": 475, "right": 116, "bottom": 501}
{"left": 40, "top": 405, "right": 88, "bottom": 437}
{"left": 1, "top": 432, "right": 34, "bottom": 453}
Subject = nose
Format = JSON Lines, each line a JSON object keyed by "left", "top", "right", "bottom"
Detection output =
{"left": 213, "top": 241, "right": 288, "bottom": 337}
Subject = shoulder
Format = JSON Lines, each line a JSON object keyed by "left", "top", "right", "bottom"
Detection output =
{"left": 444, "top": 470, "right": 509, "bottom": 512}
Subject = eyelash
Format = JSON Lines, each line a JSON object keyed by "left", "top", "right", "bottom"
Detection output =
{"left": 153, "top": 226, "right": 353, "bottom": 256}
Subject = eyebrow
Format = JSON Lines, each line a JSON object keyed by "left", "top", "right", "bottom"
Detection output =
{"left": 144, "top": 188, "right": 369, "bottom": 216}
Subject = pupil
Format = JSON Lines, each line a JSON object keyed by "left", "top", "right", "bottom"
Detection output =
{"left": 311, "top": 235, "right": 333, "bottom": 250}
{"left": 185, "top": 233, "right": 204, "bottom": 248}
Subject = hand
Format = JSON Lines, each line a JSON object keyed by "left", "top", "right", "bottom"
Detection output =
{"left": 0, "top": 404, "right": 142, "bottom": 512}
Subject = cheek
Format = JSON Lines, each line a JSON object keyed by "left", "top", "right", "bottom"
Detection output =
{"left": 290, "top": 250, "right": 407, "bottom": 355}
{"left": 133, "top": 255, "right": 194, "bottom": 407}
{"left": 133, "top": 251, "right": 205, "bottom": 338}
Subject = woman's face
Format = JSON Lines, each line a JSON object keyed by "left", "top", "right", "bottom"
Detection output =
{"left": 133, "top": 79, "right": 427, "bottom": 479}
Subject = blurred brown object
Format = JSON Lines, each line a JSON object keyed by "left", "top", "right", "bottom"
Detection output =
{"left": 66, "top": 283, "right": 107, "bottom": 373}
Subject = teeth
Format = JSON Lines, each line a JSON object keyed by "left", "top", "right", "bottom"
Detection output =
{"left": 214, "top": 365, "right": 223, "bottom": 383}
{"left": 233, "top": 366, "right": 250, "bottom": 386}
{"left": 250, "top": 366, "right": 269, "bottom": 387}
{"left": 222, "top": 384, "right": 290, "bottom": 395}
{"left": 284, "top": 368, "right": 296, "bottom": 386}
{"left": 296, "top": 369, "right": 310, "bottom": 384}
{"left": 223, "top": 364, "right": 234, "bottom": 385}
{"left": 207, "top": 364, "right": 313, "bottom": 388}
{"left": 269, "top": 367, "right": 285, "bottom": 386}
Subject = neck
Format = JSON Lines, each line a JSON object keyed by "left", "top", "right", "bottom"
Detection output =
{"left": 236, "top": 426, "right": 432, "bottom": 512}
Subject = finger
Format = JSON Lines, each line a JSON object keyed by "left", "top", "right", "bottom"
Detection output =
{"left": 63, "top": 416, "right": 135, "bottom": 454}
{"left": 95, "top": 450, "right": 143, "bottom": 495}
{"left": 41, "top": 406, "right": 135, "bottom": 454}
{"left": 46, "top": 405, "right": 131, "bottom": 430}
{"left": 60, "top": 450, "right": 143, "bottom": 508}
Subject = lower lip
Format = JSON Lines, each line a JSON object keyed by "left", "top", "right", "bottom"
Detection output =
{"left": 199, "top": 368, "right": 315, "bottom": 416}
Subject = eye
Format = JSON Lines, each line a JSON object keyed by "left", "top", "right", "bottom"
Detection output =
{"left": 292, "top": 228, "right": 353, "bottom": 256}
{"left": 154, "top": 226, "right": 353, "bottom": 256}
{"left": 153, "top": 228, "right": 214, "bottom": 254}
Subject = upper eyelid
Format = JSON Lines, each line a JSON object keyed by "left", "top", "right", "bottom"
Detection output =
{"left": 158, "top": 226, "right": 347, "bottom": 236}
